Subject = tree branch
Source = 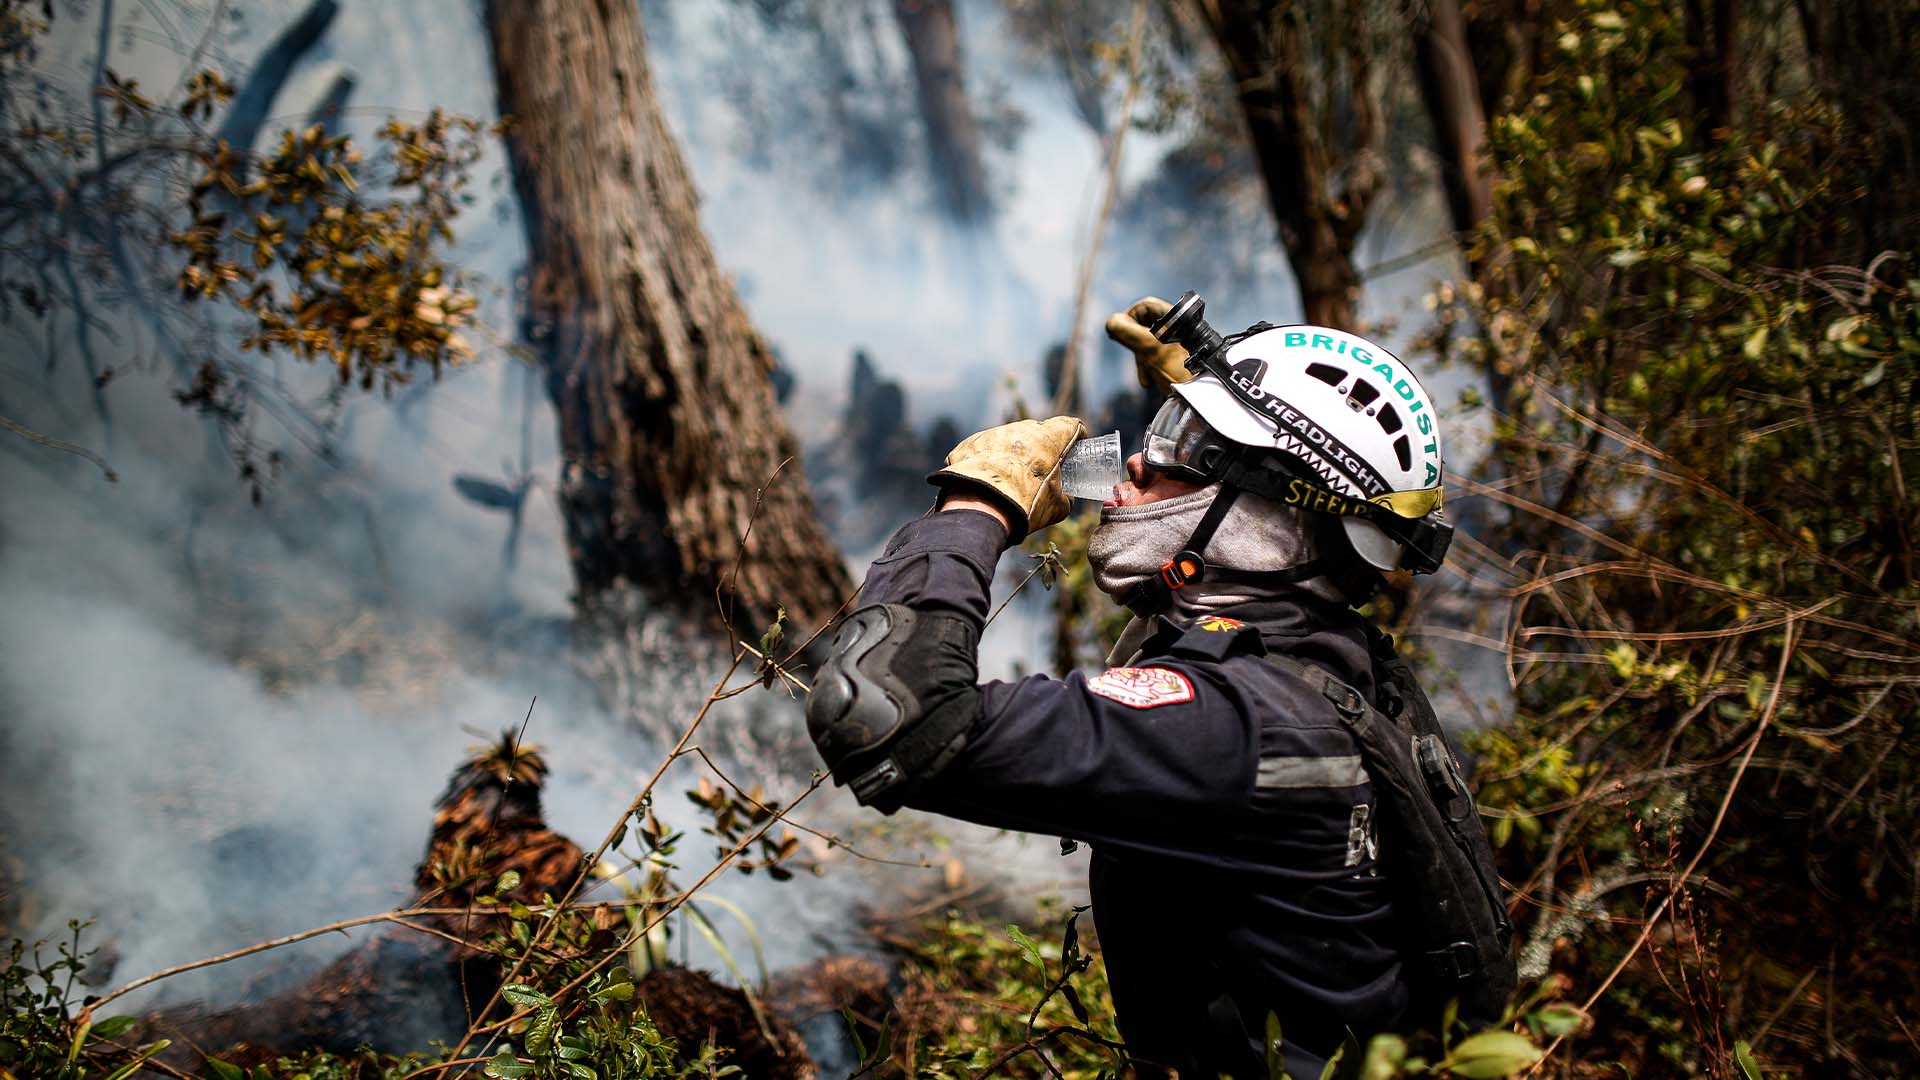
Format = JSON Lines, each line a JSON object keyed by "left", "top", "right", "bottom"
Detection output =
{"left": 0, "top": 412, "right": 117, "bottom": 481}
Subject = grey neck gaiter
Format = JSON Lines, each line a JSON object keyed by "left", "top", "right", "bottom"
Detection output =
{"left": 1087, "top": 484, "right": 1340, "bottom": 663}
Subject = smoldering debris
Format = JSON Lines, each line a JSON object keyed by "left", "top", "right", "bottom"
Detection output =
{"left": 141, "top": 733, "right": 817, "bottom": 1078}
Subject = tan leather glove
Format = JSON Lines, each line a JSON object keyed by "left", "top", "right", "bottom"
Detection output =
{"left": 1104, "top": 296, "right": 1193, "bottom": 392}
{"left": 928, "top": 415, "right": 1088, "bottom": 538}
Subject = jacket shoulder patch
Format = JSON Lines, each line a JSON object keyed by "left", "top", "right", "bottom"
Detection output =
{"left": 1086, "top": 666, "right": 1195, "bottom": 709}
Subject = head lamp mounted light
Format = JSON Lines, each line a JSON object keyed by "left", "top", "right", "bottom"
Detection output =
{"left": 1142, "top": 291, "right": 1455, "bottom": 575}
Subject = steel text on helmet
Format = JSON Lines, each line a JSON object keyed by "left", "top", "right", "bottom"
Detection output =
{"left": 1119, "top": 292, "right": 1454, "bottom": 614}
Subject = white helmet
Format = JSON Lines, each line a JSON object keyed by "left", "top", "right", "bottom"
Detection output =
{"left": 1121, "top": 293, "right": 1450, "bottom": 613}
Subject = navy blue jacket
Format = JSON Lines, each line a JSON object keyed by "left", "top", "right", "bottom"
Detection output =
{"left": 858, "top": 510, "right": 1409, "bottom": 1076}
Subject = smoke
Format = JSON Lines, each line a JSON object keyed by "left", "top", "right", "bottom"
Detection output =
{"left": 1, "top": 0, "right": 1499, "bottom": 1029}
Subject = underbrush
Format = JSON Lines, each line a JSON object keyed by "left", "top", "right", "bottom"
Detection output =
{"left": 6, "top": 902, "right": 1594, "bottom": 1080}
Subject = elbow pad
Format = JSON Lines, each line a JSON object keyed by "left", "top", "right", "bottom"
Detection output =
{"left": 805, "top": 603, "right": 982, "bottom": 813}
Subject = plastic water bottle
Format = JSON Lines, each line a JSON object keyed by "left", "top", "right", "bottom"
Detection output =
{"left": 1059, "top": 431, "right": 1125, "bottom": 500}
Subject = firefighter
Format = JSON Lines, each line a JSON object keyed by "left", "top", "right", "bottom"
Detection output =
{"left": 806, "top": 294, "right": 1480, "bottom": 1076}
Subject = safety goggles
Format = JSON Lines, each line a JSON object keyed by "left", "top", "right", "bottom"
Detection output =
{"left": 1142, "top": 395, "right": 1221, "bottom": 484}
{"left": 1141, "top": 390, "right": 1455, "bottom": 574}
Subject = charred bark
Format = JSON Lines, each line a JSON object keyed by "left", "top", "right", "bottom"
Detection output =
{"left": 485, "top": 0, "right": 852, "bottom": 634}
{"left": 1194, "top": 0, "right": 1382, "bottom": 330}
{"left": 1682, "top": 0, "right": 1740, "bottom": 136}
{"left": 1413, "top": 0, "right": 1518, "bottom": 412}
{"left": 1792, "top": 0, "right": 1919, "bottom": 258}
{"left": 894, "top": 0, "right": 994, "bottom": 222}
{"left": 1413, "top": 0, "right": 1493, "bottom": 240}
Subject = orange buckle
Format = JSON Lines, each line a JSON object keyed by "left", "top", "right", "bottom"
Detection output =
{"left": 1159, "top": 553, "right": 1204, "bottom": 590}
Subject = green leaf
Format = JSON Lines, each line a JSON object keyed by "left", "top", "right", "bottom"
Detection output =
{"left": 89, "top": 1014, "right": 138, "bottom": 1040}
{"left": 841, "top": 1006, "right": 868, "bottom": 1062}
{"left": 484, "top": 1049, "right": 533, "bottom": 1079}
{"left": 205, "top": 1061, "right": 246, "bottom": 1080}
{"left": 102, "top": 1040, "right": 171, "bottom": 1080}
{"left": 592, "top": 978, "right": 635, "bottom": 1002}
{"left": 526, "top": 1006, "right": 558, "bottom": 1056}
{"left": 1006, "top": 924, "right": 1047, "bottom": 976}
{"left": 1534, "top": 1002, "right": 1590, "bottom": 1038}
{"left": 1358, "top": 1033, "right": 1407, "bottom": 1080}
{"left": 1733, "top": 1040, "right": 1761, "bottom": 1080}
{"left": 497, "top": 870, "right": 522, "bottom": 893}
{"left": 1858, "top": 360, "right": 1886, "bottom": 389}
{"left": 1742, "top": 325, "right": 1769, "bottom": 360}
{"left": 500, "top": 982, "right": 552, "bottom": 1009}
{"left": 1438, "top": 1029, "right": 1543, "bottom": 1077}
{"left": 1265, "top": 1012, "right": 1288, "bottom": 1080}
{"left": 1606, "top": 642, "right": 1638, "bottom": 678}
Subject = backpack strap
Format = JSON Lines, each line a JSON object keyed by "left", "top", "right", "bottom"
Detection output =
{"left": 1262, "top": 650, "right": 1517, "bottom": 1025}
{"left": 1262, "top": 653, "right": 1370, "bottom": 728}
{"left": 1360, "top": 629, "right": 1513, "bottom": 939}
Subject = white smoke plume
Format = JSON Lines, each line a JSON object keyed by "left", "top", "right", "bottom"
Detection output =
{"left": 2, "top": 0, "right": 1488, "bottom": 1025}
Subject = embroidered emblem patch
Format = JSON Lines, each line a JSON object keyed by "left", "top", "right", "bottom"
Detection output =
{"left": 1086, "top": 666, "right": 1195, "bottom": 709}
{"left": 1196, "top": 616, "right": 1244, "bottom": 632}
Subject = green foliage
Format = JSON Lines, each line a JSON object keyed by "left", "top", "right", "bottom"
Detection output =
{"left": 869, "top": 903, "right": 1123, "bottom": 1079}
{"left": 478, "top": 972, "right": 722, "bottom": 1080}
{"left": 0, "top": 5, "right": 495, "bottom": 494}
{"left": 0, "top": 922, "right": 170, "bottom": 1080}
{"left": 1425, "top": 0, "right": 1918, "bottom": 1073}
{"left": 172, "top": 111, "right": 492, "bottom": 391}
{"left": 1468, "top": 724, "right": 1590, "bottom": 852}
{"left": 0, "top": 917, "right": 721, "bottom": 1080}
{"left": 870, "top": 905, "right": 1572, "bottom": 1079}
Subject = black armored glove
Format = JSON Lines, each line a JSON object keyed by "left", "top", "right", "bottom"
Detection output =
{"left": 806, "top": 603, "right": 981, "bottom": 813}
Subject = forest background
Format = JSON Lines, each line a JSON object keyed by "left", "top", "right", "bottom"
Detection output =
{"left": 0, "top": 0, "right": 1914, "bottom": 1078}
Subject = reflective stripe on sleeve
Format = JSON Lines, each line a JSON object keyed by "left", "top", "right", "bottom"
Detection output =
{"left": 1256, "top": 753, "right": 1368, "bottom": 790}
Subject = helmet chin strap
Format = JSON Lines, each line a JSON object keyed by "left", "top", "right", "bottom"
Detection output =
{"left": 1118, "top": 484, "right": 1330, "bottom": 616}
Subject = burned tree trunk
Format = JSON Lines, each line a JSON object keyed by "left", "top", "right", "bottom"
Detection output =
{"left": 1194, "top": 0, "right": 1383, "bottom": 330}
{"left": 1413, "top": 0, "right": 1493, "bottom": 240}
{"left": 1793, "top": 0, "right": 1920, "bottom": 257}
{"left": 1682, "top": 0, "right": 1740, "bottom": 135}
{"left": 894, "top": 0, "right": 993, "bottom": 222}
{"left": 486, "top": 0, "right": 852, "bottom": 633}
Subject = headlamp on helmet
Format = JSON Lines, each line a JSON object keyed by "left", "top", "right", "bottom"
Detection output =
{"left": 1140, "top": 292, "right": 1453, "bottom": 576}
